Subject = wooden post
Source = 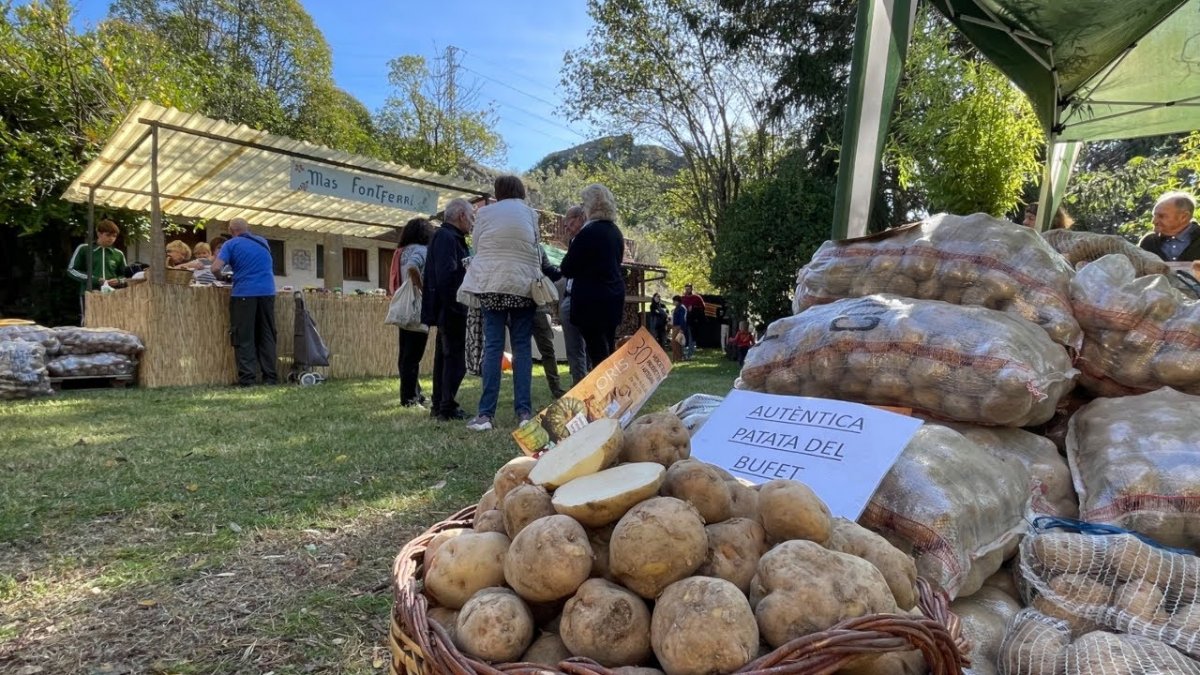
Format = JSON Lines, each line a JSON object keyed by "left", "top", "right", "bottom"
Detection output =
{"left": 324, "top": 233, "right": 344, "bottom": 290}
{"left": 85, "top": 188, "right": 95, "bottom": 293}
{"left": 149, "top": 125, "right": 165, "bottom": 284}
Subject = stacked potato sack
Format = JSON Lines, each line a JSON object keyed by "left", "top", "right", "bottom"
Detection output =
{"left": 1066, "top": 388, "right": 1200, "bottom": 552}
{"left": 0, "top": 339, "right": 52, "bottom": 399}
{"left": 48, "top": 327, "right": 143, "bottom": 378}
{"left": 1070, "top": 254, "right": 1200, "bottom": 397}
{"left": 421, "top": 416, "right": 930, "bottom": 675}
{"left": 997, "top": 528, "right": 1200, "bottom": 674}
{"left": 793, "top": 213, "right": 1081, "bottom": 350}
{"left": 1042, "top": 229, "right": 1170, "bottom": 278}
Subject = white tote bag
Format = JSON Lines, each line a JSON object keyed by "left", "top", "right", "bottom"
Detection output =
{"left": 385, "top": 281, "right": 427, "bottom": 332}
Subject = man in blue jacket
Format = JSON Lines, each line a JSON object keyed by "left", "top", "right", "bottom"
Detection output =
{"left": 423, "top": 198, "right": 474, "bottom": 421}
{"left": 212, "top": 218, "right": 278, "bottom": 386}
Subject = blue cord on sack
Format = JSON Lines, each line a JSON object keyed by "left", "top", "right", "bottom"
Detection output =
{"left": 1031, "top": 516, "right": 1196, "bottom": 556}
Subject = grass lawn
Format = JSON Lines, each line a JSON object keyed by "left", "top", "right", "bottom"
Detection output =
{"left": 0, "top": 351, "right": 739, "bottom": 674}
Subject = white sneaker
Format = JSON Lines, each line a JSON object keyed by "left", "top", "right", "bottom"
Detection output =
{"left": 466, "top": 415, "right": 493, "bottom": 431}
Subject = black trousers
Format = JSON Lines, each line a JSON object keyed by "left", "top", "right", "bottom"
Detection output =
{"left": 398, "top": 328, "right": 429, "bottom": 405}
{"left": 532, "top": 312, "right": 564, "bottom": 397}
{"left": 579, "top": 324, "right": 616, "bottom": 371}
{"left": 432, "top": 310, "right": 468, "bottom": 417}
{"left": 229, "top": 295, "right": 278, "bottom": 385}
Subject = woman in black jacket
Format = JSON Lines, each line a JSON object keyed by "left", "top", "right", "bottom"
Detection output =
{"left": 561, "top": 184, "right": 626, "bottom": 368}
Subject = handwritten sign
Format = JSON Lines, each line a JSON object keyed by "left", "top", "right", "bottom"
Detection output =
{"left": 690, "top": 390, "right": 923, "bottom": 519}
{"left": 513, "top": 328, "right": 672, "bottom": 455}
{"left": 290, "top": 161, "right": 439, "bottom": 213}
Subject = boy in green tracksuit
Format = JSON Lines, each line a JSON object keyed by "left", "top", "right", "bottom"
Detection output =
{"left": 68, "top": 219, "right": 127, "bottom": 321}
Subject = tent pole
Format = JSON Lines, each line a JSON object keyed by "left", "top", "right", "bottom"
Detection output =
{"left": 149, "top": 126, "right": 165, "bottom": 284}
{"left": 86, "top": 188, "right": 95, "bottom": 294}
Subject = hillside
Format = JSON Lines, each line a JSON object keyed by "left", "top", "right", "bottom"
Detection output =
{"left": 532, "top": 134, "right": 684, "bottom": 176}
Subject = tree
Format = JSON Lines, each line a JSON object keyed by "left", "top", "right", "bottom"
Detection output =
{"left": 885, "top": 12, "right": 1043, "bottom": 218}
{"left": 711, "top": 150, "right": 832, "bottom": 324}
{"left": 562, "top": 0, "right": 780, "bottom": 272}
{"left": 376, "top": 46, "right": 506, "bottom": 174}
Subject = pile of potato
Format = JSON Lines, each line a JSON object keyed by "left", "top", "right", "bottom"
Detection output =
{"left": 1070, "top": 254, "right": 1200, "bottom": 397}
{"left": 418, "top": 414, "right": 929, "bottom": 675}
{"left": 793, "top": 213, "right": 1081, "bottom": 349}
{"left": 1041, "top": 230, "right": 1170, "bottom": 278}
{"left": 47, "top": 353, "right": 137, "bottom": 378}
{"left": 738, "top": 294, "right": 1078, "bottom": 427}
{"left": 0, "top": 324, "right": 60, "bottom": 353}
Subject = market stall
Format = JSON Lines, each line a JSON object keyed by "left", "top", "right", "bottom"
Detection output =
{"left": 61, "top": 101, "right": 488, "bottom": 387}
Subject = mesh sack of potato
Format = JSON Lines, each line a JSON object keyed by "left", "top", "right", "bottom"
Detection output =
{"left": 1070, "top": 253, "right": 1200, "bottom": 396}
{"left": 47, "top": 353, "right": 137, "bottom": 378}
{"left": 999, "top": 607, "right": 1200, "bottom": 675}
{"left": 667, "top": 393, "right": 724, "bottom": 436}
{"left": 740, "top": 294, "right": 1078, "bottom": 426}
{"left": 951, "top": 585, "right": 1022, "bottom": 675}
{"left": 1066, "top": 388, "right": 1200, "bottom": 550}
{"left": 939, "top": 422, "right": 1079, "bottom": 518}
{"left": 862, "top": 424, "right": 1030, "bottom": 599}
{"left": 0, "top": 324, "right": 60, "bottom": 353}
{"left": 0, "top": 340, "right": 52, "bottom": 400}
{"left": 793, "top": 213, "right": 1081, "bottom": 349}
{"left": 1042, "top": 229, "right": 1170, "bottom": 278}
{"left": 53, "top": 326, "right": 144, "bottom": 356}
{"left": 1019, "top": 524, "right": 1200, "bottom": 658}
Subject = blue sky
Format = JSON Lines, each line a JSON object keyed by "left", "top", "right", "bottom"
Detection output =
{"left": 66, "top": 0, "right": 597, "bottom": 171}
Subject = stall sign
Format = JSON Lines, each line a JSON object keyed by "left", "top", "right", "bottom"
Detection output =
{"left": 290, "top": 162, "right": 439, "bottom": 213}
{"left": 513, "top": 328, "right": 672, "bottom": 455}
{"left": 690, "top": 390, "right": 923, "bottom": 520}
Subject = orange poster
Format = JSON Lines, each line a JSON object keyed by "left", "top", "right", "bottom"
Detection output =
{"left": 512, "top": 327, "right": 673, "bottom": 455}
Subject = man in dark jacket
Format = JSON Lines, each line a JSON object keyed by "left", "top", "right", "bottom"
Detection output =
{"left": 423, "top": 198, "right": 474, "bottom": 421}
{"left": 1141, "top": 191, "right": 1200, "bottom": 262}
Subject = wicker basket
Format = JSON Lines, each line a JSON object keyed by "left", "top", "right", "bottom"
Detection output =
{"left": 390, "top": 505, "right": 970, "bottom": 675}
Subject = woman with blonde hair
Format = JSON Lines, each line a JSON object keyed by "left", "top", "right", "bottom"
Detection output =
{"left": 165, "top": 240, "right": 192, "bottom": 267}
{"left": 456, "top": 175, "right": 543, "bottom": 431}
{"left": 561, "top": 183, "right": 626, "bottom": 367}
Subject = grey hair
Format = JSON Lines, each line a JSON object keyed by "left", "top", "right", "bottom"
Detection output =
{"left": 581, "top": 184, "right": 617, "bottom": 221}
{"left": 564, "top": 205, "right": 585, "bottom": 220}
{"left": 444, "top": 198, "right": 472, "bottom": 224}
{"left": 228, "top": 217, "right": 249, "bottom": 233}
{"left": 1157, "top": 191, "right": 1196, "bottom": 216}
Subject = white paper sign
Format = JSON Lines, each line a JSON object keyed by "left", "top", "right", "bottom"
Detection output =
{"left": 690, "top": 390, "right": 924, "bottom": 520}
{"left": 290, "top": 161, "right": 439, "bottom": 213}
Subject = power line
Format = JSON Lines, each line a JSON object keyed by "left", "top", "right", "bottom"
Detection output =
{"left": 458, "top": 49, "right": 564, "bottom": 98}
{"left": 498, "top": 115, "right": 584, "bottom": 147}
{"left": 488, "top": 96, "right": 590, "bottom": 140}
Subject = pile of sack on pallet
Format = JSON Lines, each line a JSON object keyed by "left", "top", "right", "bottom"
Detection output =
{"left": 671, "top": 213, "right": 1200, "bottom": 674}
{"left": 0, "top": 325, "right": 144, "bottom": 399}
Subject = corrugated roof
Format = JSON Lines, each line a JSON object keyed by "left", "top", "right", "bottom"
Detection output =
{"left": 63, "top": 101, "right": 489, "bottom": 238}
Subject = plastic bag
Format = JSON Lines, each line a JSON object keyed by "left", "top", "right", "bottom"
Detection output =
{"left": 1018, "top": 528, "right": 1200, "bottom": 660}
{"left": 861, "top": 424, "right": 1030, "bottom": 598}
{"left": 0, "top": 340, "right": 52, "bottom": 399}
{"left": 54, "top": 327, "right": 144, "bottom": 356}
{"left": 667, "top": 393, "right": 725, "bottom": 436}
{"left": 999, "top": 608, "right": 1200, "bottom": 675}
{"left": 1070, "top": 253, "right": 1200, "bottom": 396}
{"left": 1042, "top": 229, "right": 1170, "bottom": 277}
{"left": 384, "top": 281, "right": 426, "bottom": 332}
{"left": 740, "top": 294, "right": 1078, "bottom": 427}
{"left": 0, "top": 324, "right": 60, "bottom": 353}
{"left": 794, "top": 213, "right": 1081, "bottom": 349}
{"left": 940, "top": 422, "right": 1079, "bottom": 518}
{"left": 47, "top": 353, "right": 137, "bottom": 378}
{"left": 952, "top": 586, "right": 1023, "bottom": 675}
{"left": 1066, "top": 388, "right": 1200, "bottom": 551}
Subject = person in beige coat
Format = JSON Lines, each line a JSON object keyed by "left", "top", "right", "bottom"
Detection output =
{"left": 457, "top": 175, "right": 543, "bottom": 431}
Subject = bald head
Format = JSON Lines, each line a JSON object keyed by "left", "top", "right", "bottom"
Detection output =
{"left": 228, "top": 218, "right": 250, "bottom": 235}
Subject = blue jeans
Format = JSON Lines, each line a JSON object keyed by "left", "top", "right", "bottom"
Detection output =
{"left": 478, "top": 306, "right": 535, "bottom": 418}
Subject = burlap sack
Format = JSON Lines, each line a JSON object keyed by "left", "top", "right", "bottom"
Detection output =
{"left": 1066, "top": 388, "right": 1200, "bottom": 551}
{"left": 861, "top": 424, "right": 1030, "bottom": 599}
{"left": 1042, "top": 229, "right": 1170, "bottom": 277}
{"left": 740, "top": 295, "right": 1078, "bottom": 427}
{"left": 794, "top": 213, "right": 1080, "bottom": 349}
{"left": 54, "top": 327, "right": 144, "bottom": 356}
{"left": 1070, "top": 253, "right": 1200, "bottom": 396}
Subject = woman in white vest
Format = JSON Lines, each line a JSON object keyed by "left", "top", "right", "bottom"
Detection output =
{"left": 457, "top": 175, "right": 543, "bottom": 431}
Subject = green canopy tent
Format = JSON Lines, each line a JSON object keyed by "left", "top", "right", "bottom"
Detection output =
{"left": 833, "top": 0, "right": 1200, "bottom": 237}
